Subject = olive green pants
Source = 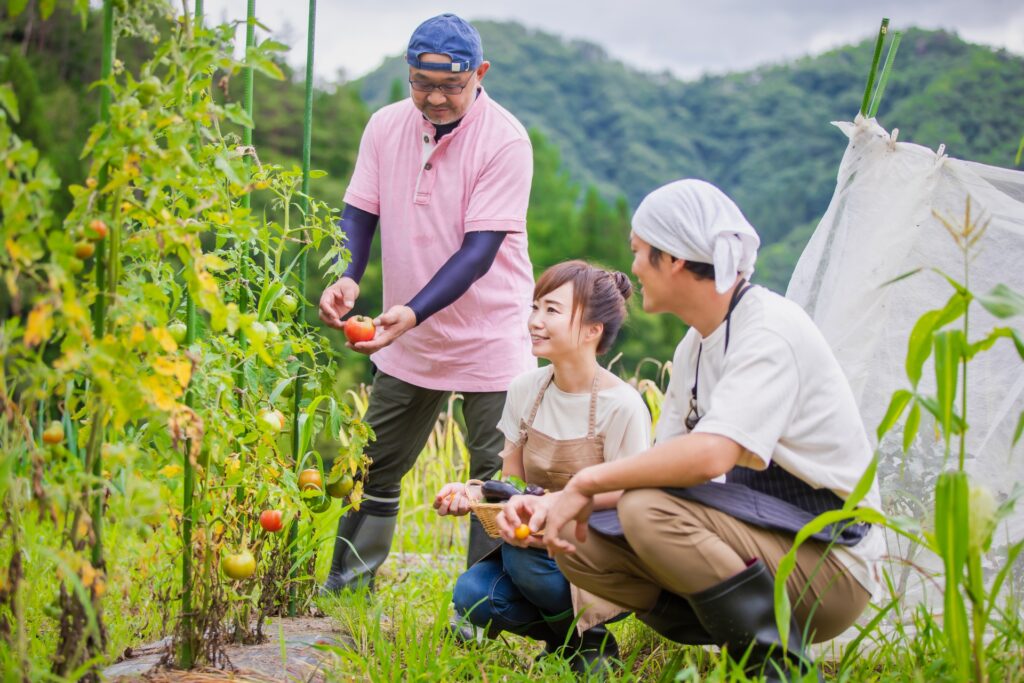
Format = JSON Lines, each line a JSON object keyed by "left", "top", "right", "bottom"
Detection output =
{"left": 360, "top": 371, "right": 506, "bottom": 496}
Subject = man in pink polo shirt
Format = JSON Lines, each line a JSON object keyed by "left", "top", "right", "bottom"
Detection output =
{"left": 318, "top": 13, "right": 535, "bottom": 594}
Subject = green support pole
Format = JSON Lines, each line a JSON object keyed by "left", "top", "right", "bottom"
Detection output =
{"left": 232, "top": 0, "right": 256, "bottom": 509}
{"left": 289, "top": 0, "right": 317, "bottom": 618}
{"left": 180, "top": 1, "right": 204, "bottom": 669}
{"left": 90, "top": 0, "right": 116, "bottom": 574}
{"left": 235, "top": 0, "right": 256, "bottom": 400}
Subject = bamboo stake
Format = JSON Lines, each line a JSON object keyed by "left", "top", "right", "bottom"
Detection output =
{"left": 179, "top": 0, "right": 205, "bottom": 669}
{"left": 235, "top": 0, "right": 256, "bottom": 401}
{"left": 90, "top": 0, "right": 116, "bottom": 576}
{"left": 289, "top": 0, "right": 317, "bottom": 618}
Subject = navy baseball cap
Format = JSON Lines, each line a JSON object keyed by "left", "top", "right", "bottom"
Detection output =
{"left": 406, "top": 13, "right": 483, "bottom": 73}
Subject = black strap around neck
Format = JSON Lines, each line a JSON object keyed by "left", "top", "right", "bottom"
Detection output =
{"left": 687, "top": 279, "right": 753, "bottom": 430}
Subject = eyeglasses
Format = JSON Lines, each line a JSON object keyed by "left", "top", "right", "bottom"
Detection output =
{"left": 685, "top": 395, "right": 701, "bottom": 431}
{"left": 408, "top": 77, "right": 473, "bottom": 95}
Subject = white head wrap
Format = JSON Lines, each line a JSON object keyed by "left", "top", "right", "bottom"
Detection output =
{"left": 632, "top": 179, "right": 760, "bottom": 293}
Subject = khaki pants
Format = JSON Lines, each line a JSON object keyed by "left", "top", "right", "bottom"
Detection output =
{"left": 556, "top": 488, "right": 870, "bottom": 643}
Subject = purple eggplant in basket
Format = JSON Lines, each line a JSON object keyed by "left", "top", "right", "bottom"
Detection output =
{"left": 482, "top": 480, "right": 521, "bottom": 502}
{"left": 523, "top": 483, "right": 545, "bottom": 496}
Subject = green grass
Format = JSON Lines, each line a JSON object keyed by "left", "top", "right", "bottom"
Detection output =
{"left": 8, "top": 386, "right": 1024, "bottom": 681}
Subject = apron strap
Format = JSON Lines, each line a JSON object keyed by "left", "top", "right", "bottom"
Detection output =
{"left": 587, "top": 373, "right": 599, "bottom": 439}
{"left": 520, "top": 368, "right": 555, "bottom": 442}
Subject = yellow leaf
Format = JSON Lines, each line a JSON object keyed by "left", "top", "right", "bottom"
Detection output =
{"left": 4, "top": 272, "right": 17, "bottom": 299}
{"left": 24, "top": 303, "right": 54, "bottom": 347}
{"left": 196, "top": 270, "right": 218, "bottom": 294}
{"left": 80, "top": 561, "right": 97, "bottom": 588}
{"left": 202, "top": 254, "right": 230, "bottom": 271}
{"left": 141, "top": 375, "right": 181, "bottom": 411}
{"left": 152, "top": 327, "right": 178, "bottom": 352}
{"left": 153, "top": 356, "right": 192, "bottom": 388}
{"left": 130, "top": 323, "right": 146, "bottom": 346}
{"left": 5, "top": 238, "right": 26, "bottom": 264}
{"left": 159, "top": 464, "right": 183, "bottom": 478}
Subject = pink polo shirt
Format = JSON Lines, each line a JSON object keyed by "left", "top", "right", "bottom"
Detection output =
{"left": 344, "top": 88, "right": 536, "bottom": 392}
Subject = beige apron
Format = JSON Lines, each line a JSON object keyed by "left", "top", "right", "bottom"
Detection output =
{"left": 518, "top": 368, "right": 625, "bottom": 634}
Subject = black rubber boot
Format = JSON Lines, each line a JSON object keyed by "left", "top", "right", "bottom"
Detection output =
{"left": 637, "top": 589, "right": 716, "bottom": 645}
{"left": 688, "top": 559, "right": 818, "bottom": 683}
{"left": 466, "top": 515, "right": 501, "bottom": 567}
{"left": 561, "top": 624, "right": 619, "bottom": 679}
{"left": 320, "top": 496, "right": 398, "bottom": 595}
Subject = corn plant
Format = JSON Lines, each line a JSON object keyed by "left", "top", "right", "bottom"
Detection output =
{"left": 776, "top": 195, "right": 1024, "bottom": 682}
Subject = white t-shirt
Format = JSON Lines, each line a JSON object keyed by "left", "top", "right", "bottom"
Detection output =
{"left": 498, "top": 367, "right": 652, "bottom": 463}
{"left": 658, "top": 286, "right": 884, "bottom": 593}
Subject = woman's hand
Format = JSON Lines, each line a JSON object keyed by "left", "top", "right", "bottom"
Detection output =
{"left": 498, "top": 493, "right": 555, "bottom": 548}
{"left": 434, "top": 482, "right": 472, "bottom": 517}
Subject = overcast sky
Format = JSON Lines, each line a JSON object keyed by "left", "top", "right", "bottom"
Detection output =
{"left": 199, "top": 0, "right": 1024, "bottom": 83}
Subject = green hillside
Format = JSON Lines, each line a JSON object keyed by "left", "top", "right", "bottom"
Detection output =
{"left": 360, "top": 23, "right": 1024, "bottom": 289}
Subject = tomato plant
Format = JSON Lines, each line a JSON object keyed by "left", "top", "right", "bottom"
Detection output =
{"left": 0, "top": 0, "right": 370, "bottom": 675}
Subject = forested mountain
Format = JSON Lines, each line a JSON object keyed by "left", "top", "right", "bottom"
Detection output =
{"left": 4, "top": 7, "right": 1022, "bottom": 376}
{"left": 360, "top": 23, "right": 1024, "bottom": 290}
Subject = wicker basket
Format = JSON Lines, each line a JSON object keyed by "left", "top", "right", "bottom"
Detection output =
{"left": 465, "top": 479, "right": 506, "bottom": 539}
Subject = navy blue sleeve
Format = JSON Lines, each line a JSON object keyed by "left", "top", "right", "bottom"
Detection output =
{"left": 406, "top": 231, "right": 507, "bottom": 324}
{"left": 339, "top": 204, "right": 379, "bottom": 283}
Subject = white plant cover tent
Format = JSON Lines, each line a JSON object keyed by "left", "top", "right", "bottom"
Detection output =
{"left": 787, "top": 116, "right": 1024, "bottom": 611}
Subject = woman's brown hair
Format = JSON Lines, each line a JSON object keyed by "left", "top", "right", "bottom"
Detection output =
{"left": 533, "top": 260, "right": 633, "bottom": 354}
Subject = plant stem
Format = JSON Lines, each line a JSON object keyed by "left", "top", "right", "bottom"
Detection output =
{"left": 859, "top": 18, "right": 889, "bottom": 117}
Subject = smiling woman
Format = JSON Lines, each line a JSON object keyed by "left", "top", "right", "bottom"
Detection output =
{"left": 434, "top": 260, "right": 650, "bottom": 674}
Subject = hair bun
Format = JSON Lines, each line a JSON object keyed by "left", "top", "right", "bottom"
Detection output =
{"left": 611, "top": 271, "right": 633, "bottom": 301}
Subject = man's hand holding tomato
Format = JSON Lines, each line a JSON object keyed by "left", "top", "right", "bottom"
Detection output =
{"left": 318, "top": 277, "right": 360, "bottom": 329}
{"left": 346, "top": 305, "right": 417, "bottom": 355}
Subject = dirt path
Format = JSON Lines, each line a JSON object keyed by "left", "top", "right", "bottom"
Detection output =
{"left": 103, "top": 616, "right": 351, "bottom": 682}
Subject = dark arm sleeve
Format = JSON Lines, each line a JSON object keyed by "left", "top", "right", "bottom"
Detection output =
{"left": 406, "top": 231, "right": 507, "bottom": 324}
{"left": 339, "top": 204, "right": 379, "bottom": 283}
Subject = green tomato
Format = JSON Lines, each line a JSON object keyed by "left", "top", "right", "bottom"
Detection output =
{"left": 326, "top": 472, "right": 355, "bottom": 499}
{"left": 247, "top": 321, "right": 268, "bottom": 344}
{"left": 138, "top": 76, "right": 161, "bottom": 104}
{"left": 264, "top": 321, "right": 280, "bottom": 339}
{"left": 168, "top": 322, "right": 188, "bottom": 344}
{"left": 278, "top": 294, "right": 299, "bottom": 315}
{"left": 221, "top": 549, "right": 256, "bottom": 580}
{"left": 302, "top": 488, "right": 332, "bottom": 514}
{"left": 280, "top": 380, "right": 295, "bottom": 398}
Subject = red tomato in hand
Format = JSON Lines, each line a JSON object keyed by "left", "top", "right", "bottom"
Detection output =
{"left": 259, "top": 509, "right": 283, "bottom": 533}
{"left": 344, "top": 315, "right": 376, "bottom": 344}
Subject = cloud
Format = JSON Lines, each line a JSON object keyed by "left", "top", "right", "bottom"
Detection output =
{"left": 198, "top": 0, "right": 1023, "bottom": 83}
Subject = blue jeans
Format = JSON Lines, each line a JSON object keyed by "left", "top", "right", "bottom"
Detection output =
{"left": 452, "top": 544, "right": 574, "bottom": 641}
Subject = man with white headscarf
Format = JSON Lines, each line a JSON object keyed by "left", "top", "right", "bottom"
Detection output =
{"left": 496, "top": 179, "right": 883, "bottom": 681}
